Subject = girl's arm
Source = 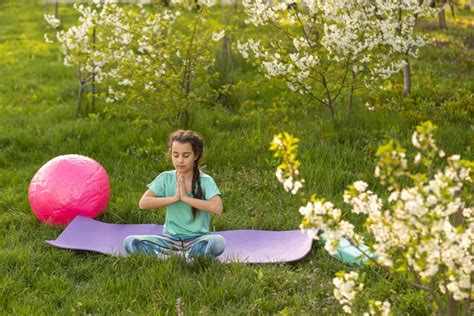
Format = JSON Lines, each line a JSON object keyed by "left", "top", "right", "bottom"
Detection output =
{"left": 138, "top": 189, "right": 178, "bottom": 210}
{"left": 181, "top": 194, "right": 223, "bottom": 215}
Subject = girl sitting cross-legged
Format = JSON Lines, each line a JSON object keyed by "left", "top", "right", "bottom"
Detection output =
{"left": 123, "top": 130, "right": 226, "bottom": 261}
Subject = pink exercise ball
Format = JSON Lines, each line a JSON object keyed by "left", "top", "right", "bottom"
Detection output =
{"left": 28, "top": 154, "right": 110, "bottom": 225}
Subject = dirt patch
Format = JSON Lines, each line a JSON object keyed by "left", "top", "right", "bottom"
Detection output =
{"left": 432, "top": 40, "right": 452, "bottom": 47}
{"left": 417, "top": 20, "right": 440, "bottom": 32}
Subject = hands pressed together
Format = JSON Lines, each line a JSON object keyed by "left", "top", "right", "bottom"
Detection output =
{"left": 174, "top": 173, "right": 191, "bottom": 203}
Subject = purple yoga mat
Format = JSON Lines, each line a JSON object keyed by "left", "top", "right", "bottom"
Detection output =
{"left": 46, "top": 216, "right": 313, "bottom": 263}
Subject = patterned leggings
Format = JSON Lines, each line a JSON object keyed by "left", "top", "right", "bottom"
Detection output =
{"left": 123, "top": 234, "right": 226, "bottom": 260}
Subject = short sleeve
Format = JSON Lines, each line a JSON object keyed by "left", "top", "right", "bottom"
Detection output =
{"left": 147, "top": 173, "right": 166, "bottom": 197}
{"left": 204, "top": 176, "right": 221, "bottom": 200}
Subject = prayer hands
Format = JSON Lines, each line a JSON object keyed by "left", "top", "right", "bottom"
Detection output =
{"left": 179, "top": 175, "right": 189, "bottom": 198}
{"left": 175, "top": 174, "right": 190, "bottom": 202}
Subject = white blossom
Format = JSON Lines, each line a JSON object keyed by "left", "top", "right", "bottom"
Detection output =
{"left": 197, "top": 0, "right": 216, "bottom": 7}
{"left": 365, "top": 102, "right": 375, "bottom": 111}
{"left": 44, "top": 14, "right": 60, "bottom": 29}
{"left": 354, "top": 181, "right": 368, "bottom": 192}
{"left": 211, "top": 31, "right": 225, "bottom": 42}
{"left": 333, "top": 271, "right": 363, "bottom": 314}
{"left": 118, "top": 79, "right": 133, "bottom": 86}
{"left": 364, "top": 300, "right": 391, "bottom": 316}
{"left": 44, "top": 34, "right": 54, "bottom": 44}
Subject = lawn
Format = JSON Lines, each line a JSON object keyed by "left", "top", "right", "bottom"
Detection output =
{"left": 0, "top": 1, "right": 472, "bottom": 314}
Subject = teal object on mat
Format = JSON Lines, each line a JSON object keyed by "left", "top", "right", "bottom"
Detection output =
{"left": 319, "top": 234, "right": 375, "bottom": 266}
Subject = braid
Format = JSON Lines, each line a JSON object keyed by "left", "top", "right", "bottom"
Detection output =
{"left": 191, "top": 162, "right": 201, "bottom": 219}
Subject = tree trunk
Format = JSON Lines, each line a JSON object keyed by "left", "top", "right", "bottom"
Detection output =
{"left": 403, "top": 59, "right": 411, "bottom": 97}
{"left": 438, "top": 8, "right": 447, "bottom": 29}
{"left": 91, "top": 27, "right": 96, "bottom": 113}
{"left": 347, "top": 70, "right": 355, "bottom": 123}
{"left": 179, "top": 109, "right": 189, "bottom": 129}
{"left": 328, "top": 104, "right": 336, "bottom": 126}
{"left": 448, "top": 1, "right": 455, "bottom": 18}
{"left": 76, "top": 82, "right": 85, "bottom": 117}
{"left": 54, "top": 0, "right": 59, "bottom": 19}
{"left": 447, "top": 293, "right": 458, "bottom": 316}
{"left": 222, "top": 35, "right": 229, "bottom": 80}
{"left": 158, "top": 0, "right": 170, "bottom": 7}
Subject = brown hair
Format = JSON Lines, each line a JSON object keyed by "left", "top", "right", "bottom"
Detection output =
{"left": 169, "top": 130, "right": 204, "bottom": 219}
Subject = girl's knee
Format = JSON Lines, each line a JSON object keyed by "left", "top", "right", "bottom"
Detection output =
{"left": 123, "top": 235, "right": 140, "bottom": 254}
{"left": 210, "top": 235, "right": 226, "bottom": 256}
{"left": 213, "top": 235, "right": 226, "bottom": 247}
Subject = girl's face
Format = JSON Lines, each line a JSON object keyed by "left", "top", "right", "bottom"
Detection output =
{"left": 171, "top": 141, "right": 196, "bottom": 175}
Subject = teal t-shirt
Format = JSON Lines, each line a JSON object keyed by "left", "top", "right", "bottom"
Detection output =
{"left": 147, "top": 170, "right": 221, "bottom": 238}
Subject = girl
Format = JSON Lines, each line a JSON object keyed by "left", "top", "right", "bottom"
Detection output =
{"left": 123, "top": 130, "right": 225, "bottom": 261}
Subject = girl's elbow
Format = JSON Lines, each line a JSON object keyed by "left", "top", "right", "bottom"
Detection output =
{"left": 215, "top": 205, "right": 224, "bottom": 215}
{"left": 138, "top": 199, "right": 147, "bottom": 210}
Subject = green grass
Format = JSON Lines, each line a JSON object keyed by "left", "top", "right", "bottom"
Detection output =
{"left": 0, "top": 1, "right": 473, "bottom": 314}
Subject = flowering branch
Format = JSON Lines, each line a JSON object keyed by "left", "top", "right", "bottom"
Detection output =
{"left": 270, "top": 121, "right": 473, "bottom": 314}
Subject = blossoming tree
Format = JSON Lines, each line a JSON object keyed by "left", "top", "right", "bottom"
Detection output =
{"left": 238, "top": 0, "right": 434, "bottom": 123}
{"left": 270, "top": 121, "right": 473, "bottom": 315}
{"left": 99, "top": 0, "right": 223, "bottom": 126}
{"left": 45, "top": 0, "right": 223, "bottom": 125}
{"left": 44, "top": 2, "right": 117, "bottom": 116}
